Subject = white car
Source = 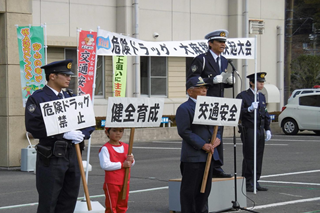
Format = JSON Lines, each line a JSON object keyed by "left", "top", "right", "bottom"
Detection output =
{"left": 287, "top": 88, "right": 320, "bottom": 103}
{"left": 279, "top": 93, "right": 320, "bottom": 135}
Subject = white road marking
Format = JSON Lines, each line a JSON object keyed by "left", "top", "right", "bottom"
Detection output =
{"left": 0, "top": 186, "right": 169, "bottom": 210}
{"left": 223, "top": 143, "right": 288, "bottom": 146}
{"left": 253, "top": 197, "right": 320, "bottom": 210}
{"left": 261, "top": 170, "right": 320, "bottom": 178}
{"left": 1, "top": 164, "right": 320, "bottom": 211}
{"left": 129, "top": 186, "right": 168, "bottom": 193}
{"left": 152, "top": 141, "right": 181, "bottom": 143}
{"left": 0, "top": 202, "right": 38, "bottom": 210}
{"left": 279, "top": 193, "right": 303, "bottom": 198}
{"left": 267, "top": 139, "right": 319, "bottom": 142}
{"left": 133, "top": 147, "right": 181, "bottom": 150}
{"left": 1, "top": 176, "right": 320, "bottom": 211}
{"left": 152, "top": 140, "right": 289, "bottom": 146}
{"left": 259, "top": 180, "right": 320, "bottom": 186}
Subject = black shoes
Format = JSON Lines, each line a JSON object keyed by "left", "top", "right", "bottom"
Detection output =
{"left": 246, "top": 185, "right": 254, "bottom": 192}
{"left": 212, "top": 172, "right": 233, "bottom": 178}
{"left": 246, "top": 185, "right": 268, "bottom": 192}
{"left": 257, "top": 185, "right": 268, "bottom": 191}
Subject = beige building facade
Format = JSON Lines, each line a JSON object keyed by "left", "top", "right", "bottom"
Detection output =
{"left": 0, "top": 0, "right": 285, "bottom": 167}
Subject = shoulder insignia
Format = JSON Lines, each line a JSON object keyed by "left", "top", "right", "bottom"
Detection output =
{"left": 27, "top": 104, "right": 36, "bottom": 113}
{"left": 191, "top": 65, "right": 198, "bottom": 72}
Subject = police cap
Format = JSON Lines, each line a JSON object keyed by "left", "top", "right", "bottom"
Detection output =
{"left": 205, "top": 29, "right": 229, "bottom": 41}
{"left": 186, "top": 76, "right": 209, "bottom": 90}
{"left": 41, "top": 59, "right": 74, "bottom": 75}
{"left": 247, "top": 72, "right": 267, "bottom": 83}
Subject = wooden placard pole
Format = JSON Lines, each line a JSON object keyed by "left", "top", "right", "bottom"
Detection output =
{"left": 75, "top": 144, "right": 92, "bottom": 211}
{"left": 121, "top": 128, "right": 135, "bottom": 200}
{"left": 200, "top": 125, "right": 218, "bottom": 193}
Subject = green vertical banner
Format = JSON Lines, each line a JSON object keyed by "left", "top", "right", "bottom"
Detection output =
{"left": 17, "top": 26, "right": 45, "bottom": 107}
{"left": 112, "top": 56, "right": 127, "bottom": 97}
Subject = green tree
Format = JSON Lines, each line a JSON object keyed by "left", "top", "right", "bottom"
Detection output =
{"left": 291, "top": 55, "right": 320, "bottom": 91}
{"left": 293, "top": 0, "right": 320, "bottom": 31}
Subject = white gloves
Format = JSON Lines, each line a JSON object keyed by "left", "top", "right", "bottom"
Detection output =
{"left": 226, "top": 75, "right": 235, "bottom": 85}
{"left": 72, "top": 140, "right": 83, "bottom": 145}
{"left": 213, "top": 75, "right": 223, "bottom": 84}
{"left": 265, "top": 130, "right": 272, "bottom": 141}
{"left": 220, "top": 72, "right": 235, "bottom": 85}
{"left": 63, "top": 130, "right": 85, "bottom": 144}
{"left": 248, "top": 102, "right": 259, "bottom": 112}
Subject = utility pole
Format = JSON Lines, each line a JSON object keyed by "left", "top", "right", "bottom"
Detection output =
{"left": 312, "top": 23, "right": 317, "bottom": 56}
{"left": 284, "top": 0, "right": 294, "bottom": 104}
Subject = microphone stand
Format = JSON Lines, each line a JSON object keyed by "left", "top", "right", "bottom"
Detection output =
{"left": 229, "top": 61, "right": 258, "bottom": 213}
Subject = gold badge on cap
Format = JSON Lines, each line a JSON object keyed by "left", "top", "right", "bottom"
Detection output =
{"left": 261, "top": 73, "right": 265, "bottom": 78}
{"left": 67, "top": 62, "right": 72, "bottom": 69}
{"left": 220, "top": 32, "right": 226, "bottom": 37}
{"left": 198, "top": 77, "right": 205, "bottom": 84}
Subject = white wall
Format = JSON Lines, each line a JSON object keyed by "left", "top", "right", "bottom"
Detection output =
{"left": 31, "top": 0, "right": 285, "bottom": 114}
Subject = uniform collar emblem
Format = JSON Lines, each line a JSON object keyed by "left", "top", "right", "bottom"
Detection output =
{"left": 191, "top": 65, "right": 197, "bottom": 72}
{"left": 27, "top": 104, "right": 36, "bottom": 113}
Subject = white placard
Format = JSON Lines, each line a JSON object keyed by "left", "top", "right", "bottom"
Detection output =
{"left": 40, "top": 94, "right": 96, "bottom": 136}
{"left": 193, "top": 96, "right": 242, "bottom": 126}
{"left": 105, "top": 97, "right": 164, "bottom": 127}
{"left": 96, "top": 29, "right": 255, "bottom": 59}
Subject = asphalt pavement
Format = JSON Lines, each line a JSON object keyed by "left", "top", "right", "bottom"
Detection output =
{"left": 0, "top": 132, "right": 320, "bottom": 213}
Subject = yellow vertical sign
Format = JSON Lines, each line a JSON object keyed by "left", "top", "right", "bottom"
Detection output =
{"left": 112, "top": 56, "right": 127, "bottom": 97}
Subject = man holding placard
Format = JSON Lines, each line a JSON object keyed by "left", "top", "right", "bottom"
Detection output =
{"left": 176, "top": 76, "right": 222, "bottom": 213}
{"left": 236, "top": 72, "right": 271, "bottom": 192}
{"left": 25, "top": 59, "right": 95, "bottom": 213}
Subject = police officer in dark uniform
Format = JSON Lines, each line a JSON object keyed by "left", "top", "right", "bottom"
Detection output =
{"left": 236, "top": 72, "right": 272, "bottom": 192}
{"left": 25, "top": 59, "right": 95, "bottom": 213}
{"left": 187, "top": 30, "right": 234, "bottom": 178}
{"left": 176, "top": 76, "right": 222, "bottom": 213}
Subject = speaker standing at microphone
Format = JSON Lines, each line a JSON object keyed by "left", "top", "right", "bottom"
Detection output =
{"left": 186, "top": 29, "right": 234, "bottom": 181}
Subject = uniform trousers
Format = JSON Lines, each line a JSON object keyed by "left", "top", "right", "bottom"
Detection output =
{"left": 36, "top": 144, "right": 80, "bottom": 213}
{"left": 180, "top": 161, "right": 213, "bottom": 213}
{"left": 241, "top": 127, "right": 265, "bottom": 187}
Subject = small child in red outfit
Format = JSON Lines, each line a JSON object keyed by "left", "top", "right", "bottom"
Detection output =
{"left": 99, "top": 127, "right": 135, "bottom": 213}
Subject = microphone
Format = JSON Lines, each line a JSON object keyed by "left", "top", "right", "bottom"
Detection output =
{"left": 228, "top": 59, "right": 240, "bottom": 77}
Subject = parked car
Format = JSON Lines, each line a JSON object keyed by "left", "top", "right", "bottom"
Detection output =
{"left": 287, "top": 88, "right": 320, "bottom": 103}
{"left": 279, "top": 93, "right": 320, "bottom": 135}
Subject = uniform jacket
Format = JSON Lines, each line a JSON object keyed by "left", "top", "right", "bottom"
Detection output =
{"left": 25, "top": 85, "right": 95, "bottom": 146}
{"left": 187, "top": 50, "right": 232, "bottom": 97}
{"left": 236, "top": 89, "right": 271, "bottom": 130}
{"left": 176, "top": 98, "right": 221, "bottom": 162}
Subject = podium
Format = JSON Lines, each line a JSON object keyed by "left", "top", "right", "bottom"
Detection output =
{"left": 169, "top": 177, "right": 247, "bottom": 213}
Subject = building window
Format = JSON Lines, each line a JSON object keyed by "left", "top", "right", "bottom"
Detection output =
{"left": 94, "top": 57, "right": 104, "bottom": 97}
{"left": 140, "top": 56, "right": 167, "bottom": 97}
{"left": 65, "top": 48, "right": 104, "bottom": 97}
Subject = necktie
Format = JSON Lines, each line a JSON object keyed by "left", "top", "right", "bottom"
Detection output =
{"left": 57, "top": 93, "right": 63, "bottom": 99}
{"left": 216, "top": 56, "right": 221, "bottom": 73}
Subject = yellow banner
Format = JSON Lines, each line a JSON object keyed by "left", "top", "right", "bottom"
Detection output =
{"left": 112, "top": 56, "right": 127, "bottom": 97}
